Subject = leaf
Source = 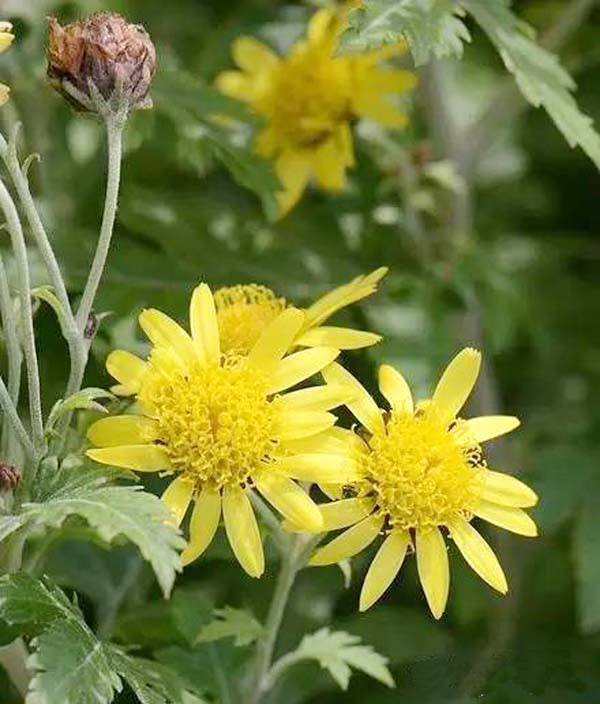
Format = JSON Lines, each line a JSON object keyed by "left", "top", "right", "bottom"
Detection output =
{"left": 46, "top": 389, "right": 116, "bottom": 432}
{"left": 291, "top": 628, "right": 394, "bottom": 690}
{"left": 574, "top": 500, "right": 600, "bottom": 634}
{"left": 31, "top": 286, "right": 72, "bottom": 338}
{"left": 463, "top": 0, "right": 600, "bottom": 169}
{"left": 195, "top": 607, "right": 262, "bottom": 647}
{"left": 342, "top": 0, "right": 471, "bottom": 66}
{"left": 0, "top": 574, "right": 77, "bottom": 633}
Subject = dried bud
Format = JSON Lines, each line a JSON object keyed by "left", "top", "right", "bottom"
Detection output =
{"left": 47, "top": 12, "right": 156, "bottom": 114}
{"left": 0, "top": 462, "right": 20, "bottom": 491}
{"left": 84, "top": 311, "right": 98, "bottom": 339}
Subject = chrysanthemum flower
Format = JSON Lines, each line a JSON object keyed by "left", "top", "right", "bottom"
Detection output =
{"left": 215, "top": 267, "right": 387, "bottom": 356}
{"left": 308, "top": 349, "right": 538, "bottom": 618}
{"left": 86, "top": 284, "right": 359, "bottom": 578}
{"left": 0, "top": 21, "right": 14, "bottom": 107}
{"left": 216, "top": 8, "right": 416, "bottom": 215}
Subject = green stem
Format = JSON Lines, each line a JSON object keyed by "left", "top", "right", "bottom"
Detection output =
{"left": 0, "top": 178, "right": 45, "bottom": 458}
{"left": 0, "top": 376, "right": 34, "bottom": 459}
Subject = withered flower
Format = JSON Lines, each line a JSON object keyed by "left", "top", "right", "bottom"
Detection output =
{"left": 0, "top": 462, "right": 20, "bottom": 491}
{"left": 47, "top": 12, "right": 156, "bottom": 114}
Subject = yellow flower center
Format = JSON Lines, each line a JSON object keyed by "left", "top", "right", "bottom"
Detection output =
{"left": 138, "top": 354, "right": 277, "bottom": 489}
{"left": 262, "top": 50, "right": 351, "bottom": 147}
{"left": 214, "top": 284, "right": 287, "bottom": 356}
{"left": 361, "top": 407, "right": 483, "bottom": 531}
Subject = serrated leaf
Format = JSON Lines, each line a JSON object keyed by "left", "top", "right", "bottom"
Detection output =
{"left": 195, "top": 607, "right": 262, "bottom": 647}
{"left": 0, "top": 574, "right": 77, "bottom": 632}
{"left": 292, "top": 628, "right": 394, "bottom": 690}
{"left": 463, "top": 0, "right": 600, "bottom": 169}
{"left": 59, "top": 388, "right": 115, "bottom": 414}
{"left": 342, "top": 0, "right": 471, "bottom": 66}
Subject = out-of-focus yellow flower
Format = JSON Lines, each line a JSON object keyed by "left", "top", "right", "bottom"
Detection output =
{"left": 86, "top": 284, "right": 359, "bottom": 578}
{"left": 215, "top": 267, "right": 387, "bottom": 356}
{"left": 0, "top": 21, "right": 14, "bottom": 107}
{"left": 216, "top": 7, "right": 416, "bottom": 215}
{"left": 307, "top": 349, "right": 538, "bottom": 619}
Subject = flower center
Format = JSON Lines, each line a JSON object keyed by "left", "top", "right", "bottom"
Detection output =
{"left": 361, "top": 407, "right": 483, "bottom": 531}
{"left": 214, "top": 284, "right": 287, "bottom": 356}
{"left": 262, "top": 51, "right": 351, "bottom": 147}
{"left": 138, "top": 354, "right": 277, "bottom": 489}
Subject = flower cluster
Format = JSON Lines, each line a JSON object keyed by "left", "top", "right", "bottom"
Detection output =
{"left": 88, "top": 270, "right": 538, "bottom": 619}
{"left": 0, "top": 21, "right": 14, "bottom": 107}
{"left": 216, "top": 7, "right": 416, "bottom": 215}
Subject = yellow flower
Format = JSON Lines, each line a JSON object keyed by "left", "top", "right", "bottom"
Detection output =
{"left": 216, "top": 8, "right": 416, "bottom": 215}
{"left": 308, "top": 349, "right": 538, "bottom": 618}
{"left": 215, "top": 266, "right": 387, "bottom": 356}
{"left": 0, "top": 21, "right": 14, "bottom": 107}
{"left": 86, "top": 284, "right": 358, "bottom": 578}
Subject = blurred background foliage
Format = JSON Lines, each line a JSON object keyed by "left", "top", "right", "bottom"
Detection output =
{"left": 1, "top": 0, "right": 600, "bottom": 702}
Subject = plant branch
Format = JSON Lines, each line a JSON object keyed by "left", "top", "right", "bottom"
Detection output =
{"left": 0, "top": 252, "right": 22, "bottom": 459}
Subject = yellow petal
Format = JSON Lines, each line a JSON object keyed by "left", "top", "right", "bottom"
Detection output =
{"left": 295, "top": 327, "right": 382, "bottom": 350}
{"left": 0, "top": 84, "right": 10, "bottom": 107}
{"left": 465, "top": 416, "right": 520, "bottom": 443}
{"left": 277, "top": 384, "right": 355, "bottom": 413}
{"left": 138, "top": 309, "right": 197, "bottom": 366}
{"left": 223, "top": 486, "right": 264, "bottom": 578}
{"left": 307, "top": 7, "right": 340, "bottom": 46}
{"left": 322, "top": 362, "right": 384, "bottom": 435}
{"left": 269, "top": 347, "right": 339, "bottom": 394}
{"left": 378, "top": 364, "right": 413, "bottom": 413}
{"left": 215, "top": 70, "right": 254, "bottom": 102}
{"left": 232, "top": 36, "right": 278, "bottom": 72}
{"left": 275, "top": 411, "right": 336, "bottom": 441}
{"left": 86, "top": 444, "right": 170, "bottom": 472}
{"left": 353, "top": 95, "right": 409, "bottom": 128}
{"left": 190, "top": 283, "right": 220, "bottom": 365}
{"left": 274, "top": 454, "right": 364, "bottom": 484}
{"left": 319, "top": 497, "right": 376, "bottom": 531}
{"left": 255, "top": 473, "right": 322, "bottom": 532}
{"left": 474, "top": 500, "right": 538, "bottom": 537}
{"left": 162, "top": 476, "right": 194, "bottom": 527}
{"left": 274, "top": 150, "right": 311, "bottom": 216}
{"left": 181, "top": 488, "right": 222, "bottom": 566}
{"left": 280, "top": 427, "right": 356, "bottom": 455}
{"left": 309, "top": 514, "right": 383, "bottom": 566}
{"left": 87, "top": 415, "right": 158, "bottom": 448}
{"left": 0, "top": 30, "right": 14, "bottom": 54}
{"left": 359, "top": 530, "right": 410, "bottom": 611}
{"left": 248, "top": 307, "right": 305, "bottom": 373}
{"left": 106, "top": 350, "right": 146, "bottom": 393}
{"left": 416, "top": 527, "right": 450, "bottom": 620}
{"left": 313, "top": 137, "right": 347, "bottom": 191}
{"left": 447, "top": 518, "right": 507, "bottom": 594}
{"left": 432, "top": 348, "right": 481, "bottom": 420}
{"left": 478, "top": 470, "right": 538, "bottom": 508}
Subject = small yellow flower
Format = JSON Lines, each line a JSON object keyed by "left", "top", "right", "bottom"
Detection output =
{"left": 0, "top": 21, "right": 14, "bottom": 107}
{"left": 308, "top": 349, "right": 538, "bottom": 618}
{"left": 86, "top": 284, "right": 358, "bottom": 578}
{"left": 216, "top": 8, "right": 416, "bottom": 215}
{"left": 215, "top": 267, "right": 387, "bottom": 356}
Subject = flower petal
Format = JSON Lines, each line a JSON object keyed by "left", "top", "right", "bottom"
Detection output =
{"left": 248, "top": 307, "right": 305, "bottom": 373}
{"left": 416, "top": 527, "right": 450, "bottom": 619}
{"left": 318, "top": 497, "right": 376, "bottom": 531}
{"left": 215, "top": 70, "right": 254, "bottom": 101}
{"left": 190, "top": 283, "right": 220, "bottom": 365}
{"left": 106, "top": 350, "right": 146, "bottom": 393}
{"left": 313, "top": 136, "right": 348, "bottom": 191}
{"left": 465, "top": 416, "right": 520, "bottom": 443}
{"left": 269, "top": 347, "right": 339, "bottom": 394}
{"left": 448, "top": 518, "right": 507, "bottom": 594}
{"left": 87, "top": 415, "right": 158, "bottom": 448}
{"left": 86, "top": 444, "right": 170, "bottom": 472}
{"left": 295, "top": 327, "right": 382, "bottom": 350}
{"left": 162, "top": 476, "right": 195, "bottom": 527}
{"left": 478, "top": 470, "right": 538, "bottom": 508}
{"left": 360, "top": 530, "right": 410, "bottom": 611}
{"left": 274, "top": 149, "right": 312, "bottom": 216}
{"left": 323, "top": 362, "right": 384, "bottom": 435}
{"left": 474, "top": 500, "right": 538, "bottom": 537}
{"left": 309, "top": 514, "right": 383, "bottom": 566}
{"left": 232, "top": 36, "right": 279, "bottom": 72}
{"left": 223, "top": 486, "right": 264, "bottom": 578}
{"left": 378, "top": 364, "right": 413, "bottom": 413}
{"left": 274, "top": 453, "right": 364, "bottom": 483}
{"left": 181, "top": 488, "right": 222, "bottom": 566}
{"left": 255, "top": 473, "right": 322, "bottom": 532}
{"left": 275, "top": 411, "right": 336, "bottom": 441}
{"left": 139, "top": 309, "right": 197, "bottom": 366}
{"left": 276, "top": 384, "right": 355, "bottom": 413}
{"left": 432, "top": 348, "right": 481, "bottom": 420}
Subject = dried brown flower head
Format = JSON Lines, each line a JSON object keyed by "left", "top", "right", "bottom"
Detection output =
{"left": 0, "top": 462, "right": 20, "bottom": 491}
{"left": 47, "top": 12, "right": 156, "bottom": 114}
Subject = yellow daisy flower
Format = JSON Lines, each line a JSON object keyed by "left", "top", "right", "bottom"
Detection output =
{"left": 216, "top": 7, "right": 416, "bottom": 215}
{"left": 86, "top": 284, "right": 359, "bottom": 578}
{"left": 215, "top": 266, "right": 387, "bottom": 356}
{"left": 0, "top": 21, "right": 14, "bottom": 107}
{"left": 308, "top": 349, "right": 538, "bottom": 618}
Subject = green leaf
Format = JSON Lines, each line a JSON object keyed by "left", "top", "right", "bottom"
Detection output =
{"left": 31, "top": 285, "right": 71, "bottom": 338}
{"left": 342, "top": 0, "right": 471, "bottom": 66}
{"left": 291, "top": 628, "right": 394, "bottom": 690}
{"left": 0, "top": 574, "right": 77, "bottom": 633}
{"left": 463, "top": 0, "right": 600, "bottom": 169}
{"left": 46, "top": 388, "right": 115, "bottom": 433}
{"left": 574, "top": 500, "right": 600, "bottom": 633}
{"left": 195, "top": 607, "right": 262, "bottom": 647}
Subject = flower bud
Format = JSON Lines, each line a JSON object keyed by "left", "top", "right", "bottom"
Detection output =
{"left": 47, "top": 12, "right": 156, "bottom": 114}
{"left": 0, "top": 462, "right": 20, "bottom": 491}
